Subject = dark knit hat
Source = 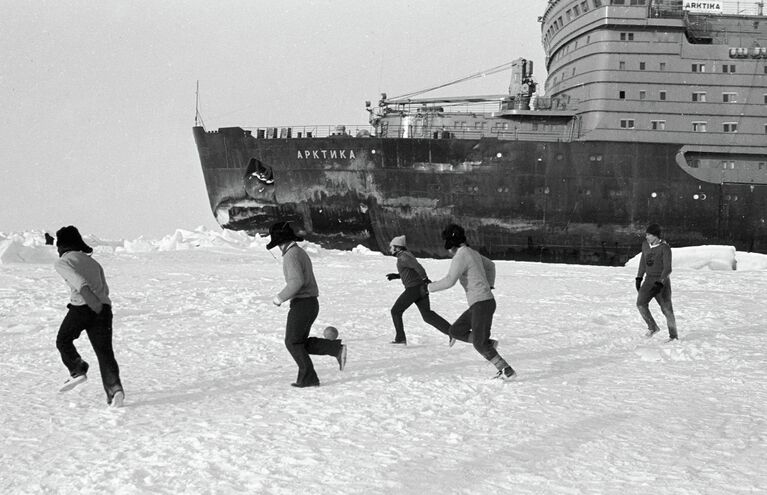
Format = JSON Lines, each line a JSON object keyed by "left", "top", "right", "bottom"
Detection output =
{"left": 266, "top": 221, "right": 304, "bottom": 250}
{"left": 645, "top": 223, "right": 662, "bottom": 237}
{"left": 441, "top": 223, "right": 467, "bottom": 250}
{"left": 55, "top": 226, "right": 93, "bottom": 254}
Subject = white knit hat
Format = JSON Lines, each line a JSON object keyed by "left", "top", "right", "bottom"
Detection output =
{"left": 389, "top": 235, "right": 407, "bottom": 248}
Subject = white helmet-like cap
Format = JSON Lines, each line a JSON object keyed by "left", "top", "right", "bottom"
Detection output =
{"left": 389, "top": 235, "right": 407, "bottom": 249}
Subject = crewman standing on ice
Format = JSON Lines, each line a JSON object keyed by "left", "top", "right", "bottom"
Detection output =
{"left": 635, "top": 223, "right": 678, "bottom": 342}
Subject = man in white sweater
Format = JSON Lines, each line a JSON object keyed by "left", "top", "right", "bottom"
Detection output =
{"left": 53, "top": 226, "right": 124, "bottom": 406}
{"left": 428, "top": 224, "right": 516, "bottom": 380}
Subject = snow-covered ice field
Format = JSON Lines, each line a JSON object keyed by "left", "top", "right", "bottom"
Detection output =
{"left": 1, "top": 229, "right": 765, "bottom": 494}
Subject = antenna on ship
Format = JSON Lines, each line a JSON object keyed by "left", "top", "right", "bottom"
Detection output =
{"left": 195, "top": 80, "right": 205, "bottom": 129}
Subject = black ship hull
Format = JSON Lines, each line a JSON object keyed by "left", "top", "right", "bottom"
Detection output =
{"left": 193, "top": 126, "right": 767, "bottom": 264}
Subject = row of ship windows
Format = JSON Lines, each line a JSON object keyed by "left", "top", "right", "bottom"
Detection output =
{"left": 618, "top": 90, "right": 767, "bottom": 104}
{"left": 620, "top": 61, "right": 741, "bottom": 73}
{"left": 555, "top": 29, "right": 767, "bottom": 65}
{"left": 619, "top": 120, "right": 767, "bottom": 133}
{"left": 553, "top": 62, "right": 767, "bottom": 86}
{"left": 545, "top": 0, "right": 646, "bottom": 45}
{"left": 551, "top": 154, "right": 766, "bottom": 172}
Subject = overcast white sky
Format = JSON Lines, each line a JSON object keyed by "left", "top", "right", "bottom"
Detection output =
{"left": 0, "top": 0, "right": 547, "bottom": 239}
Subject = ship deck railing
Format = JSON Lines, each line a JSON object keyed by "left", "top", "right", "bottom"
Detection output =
{"left": 243, "top": 125, "right": 570, "bottom": 142}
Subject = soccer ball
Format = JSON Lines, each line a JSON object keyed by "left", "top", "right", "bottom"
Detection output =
{"left": 323, "top": 326, "right": 339, "bottom": 340}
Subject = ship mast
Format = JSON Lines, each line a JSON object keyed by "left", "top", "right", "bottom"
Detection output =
{"left": 195, "top": 80, "right": 205, "bottom": 129}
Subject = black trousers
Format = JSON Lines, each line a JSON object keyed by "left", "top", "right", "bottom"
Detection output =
{"left": 390, "top": 285, "right": 451, "bottom": 342}
{"left": 449, "top": 298, "right": 500, "bottom": 362}
{"left": 56, "top": 304, "right": 123, "bottom": 402}
{"left": 285, "top": 297, "right": 342, "bottom": 386}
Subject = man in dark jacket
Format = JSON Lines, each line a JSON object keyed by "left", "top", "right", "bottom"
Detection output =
{"left": 268, "top": 221, "right": 347, "bottom": 387}
{"left": 386, "top": 235, "right": 451, "bottom": 345}
{"left": 635, "top": 223, "right": 678, "bottom": 341}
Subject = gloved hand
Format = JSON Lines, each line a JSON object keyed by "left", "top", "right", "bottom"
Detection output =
{"left": 635, "top": 277, "right": 642, "bottom": 291}
{"left": 649, "top": 281, "right": 663, "bottom": 297}
{"left": 386, "top": 273, "right": 400, "bottom": 281}
{"left": 272, "top": 296, "right": 283, "bottom": 306}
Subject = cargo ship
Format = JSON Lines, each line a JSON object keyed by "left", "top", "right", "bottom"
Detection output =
{"left": 193, "top": 0, "right": 767, "bottom": 264}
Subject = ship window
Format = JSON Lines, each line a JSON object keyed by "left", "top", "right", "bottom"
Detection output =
{"left": 594, "top": 0, "right": 602, "bottom": 6}
{"left": 763, "top": 94, "right": 767, "bottom": 104}
{"left": 532, "top": 123, "right": 539, "bottom": 131}
{"left": 691, "top": 63, "right": 706, "bottom": 72}
{"left": 566, "top": 9, "right": 572, "bottom": 20}
{"left": 651, "top": 120, "right": 666, "bottom": 130}
{"left": 659, "top": 62, "right": 666, "bottom": 71}
{"left": 639, "top": 90, "right": 647, "bottom": 100}
{"left": 612, "top": 0, "right": 625, "bottom": 4}
{"left": 619, "top": 61, "right": 626, "bottom": 70}
{"left": 692, "top": 122, "right": 707, "bottom": 132}
{"left": 558, "top": 17, "right": 563, "bottom": 28}
{"left": 722, "top": 64, "right": 736, "bottom": 73}
{"left": 620, "top": 119, "right": 635, "bottom": 128}
{"left": 689, "top": 159, "right": 700, "bottom": 168}
{"left": 619, "top": 90, "right": 626, "bottom": 99}
{"left": 630, "top": 0, "right": 646, "bottom": 5}
{"left": 620, "top": 32, "right": 634, "bottom": 41}
{"left": 582, "top": 1, "right": 589, "bottom": 12}
{"left": 639, "top": 62, "right": 646, "bottom": 70}
{"left": 759, "top": 163, "right": 766, "bottom": 170}
{"left": 574, "top": 5, "right": 580, "bottom": 15}
{"left": 659, "top": 90, "right": 667, "bottom": 101}
{"left": 692, "top": 92, "right": 707, "bottom": 102}
{"left": 722, "top": 161, "right": 735, "bottom": 169}
{"left": 764, "top": 124, "right": 767, "bottom": 134}
{"left": 572, "top": 67, "right": 576, "bottom": 76}
{"left": 723, "top": 123, "right": 738, "bottom": 133}
{"left": 722, "top": 93, "right": 737, "bottom": 103}
{"left": 587, "top": 35, "right": 591, "bottom": 43}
